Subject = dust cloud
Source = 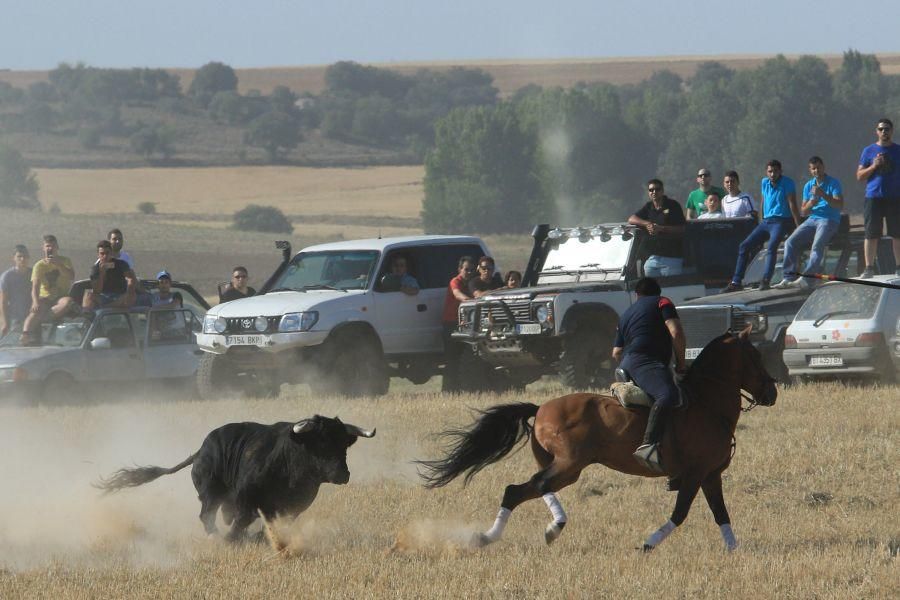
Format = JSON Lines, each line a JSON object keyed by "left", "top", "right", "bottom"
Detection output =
{"left": 540, "top": 127, "right": 577, "bottom": 227}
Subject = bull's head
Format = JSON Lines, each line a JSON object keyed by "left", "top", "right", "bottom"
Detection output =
{"left": 291, "top": 415, "right": 376, "bottom": 485}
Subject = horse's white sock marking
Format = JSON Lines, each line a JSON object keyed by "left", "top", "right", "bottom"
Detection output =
{"left": 542, "top": 493, "right": 567, "bottom": 524}
{"left": 645, "top": 519, "right": 676, "bottom": 548}
{"left": 483, "top": 507, "right": 511, "bottom": 542}
{"left": 719, "top": 524, "right": 737, "bottom": 551}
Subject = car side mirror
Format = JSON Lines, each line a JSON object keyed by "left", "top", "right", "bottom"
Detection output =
{"left": 379, "top": 273, "right": 401, "bottom": 293}
{"left": 90, "top": 337, "right": 112, "bottom": 350}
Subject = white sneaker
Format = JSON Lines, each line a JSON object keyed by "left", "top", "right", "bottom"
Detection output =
{"left": 773, "top": 278, "right": 799, "bottom": 289}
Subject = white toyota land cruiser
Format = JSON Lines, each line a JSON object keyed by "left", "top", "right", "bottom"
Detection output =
{"left": 196, "top": 235, "right": 492, "bottom": 397}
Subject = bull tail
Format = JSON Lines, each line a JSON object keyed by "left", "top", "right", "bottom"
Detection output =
{"left": 93, "top": 452, "right": 198, "bottom": 494}
{"left": 416, "top": 403, "right": 539, "bottom": 489}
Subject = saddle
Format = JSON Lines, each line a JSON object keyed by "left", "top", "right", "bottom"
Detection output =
{"left": 610, "top": 368, "right": 688, "bottom": 410}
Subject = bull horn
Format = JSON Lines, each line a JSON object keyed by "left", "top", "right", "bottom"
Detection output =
{"left": 344, "top": 424, "right": 376, "bottom": 438}
{"left": 293, "top": 420, "right": 315, "bottom": 434}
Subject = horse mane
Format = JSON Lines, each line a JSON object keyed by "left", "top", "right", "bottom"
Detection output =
{"left": 686, "top": 330, "right": 736, "bottom": 382}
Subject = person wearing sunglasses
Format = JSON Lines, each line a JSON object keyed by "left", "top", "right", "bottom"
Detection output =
{"left": 685, "top": 168, "right": 726, "bottom": 219}
{"left": 628, "top": 179, "right": 687, "bottom": 277}
{"left": 221, "top": 266, "right": 256, "bottom": 303}
{"left": 470, "top": 256, "right": 503, "bottom": 298}
{"left": 857, "top": 118, "right": 900, "bottom": 278}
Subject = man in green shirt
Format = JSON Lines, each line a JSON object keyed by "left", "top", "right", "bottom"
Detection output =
{"left": 685, "top": 168, "right": 727, "bottom": 219}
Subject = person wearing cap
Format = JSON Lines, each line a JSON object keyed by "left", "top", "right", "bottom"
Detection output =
{"left": 150, "top": 271, "right": 182, "bottom": 307}
{"left": 685, "top": 168, "right": 727, "bottom": 219}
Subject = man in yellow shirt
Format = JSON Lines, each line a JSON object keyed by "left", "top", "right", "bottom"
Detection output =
{"left": 22, "top": 235, "right": 75, "bottom": 345}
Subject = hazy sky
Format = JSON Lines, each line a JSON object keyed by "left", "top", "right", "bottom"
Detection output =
{"left": 2, "top": 0, "right": 896, "bottom": 70}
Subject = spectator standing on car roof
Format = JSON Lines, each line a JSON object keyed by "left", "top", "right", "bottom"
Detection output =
{"left": 107, "top": 228, "right": 135, "bottom": 271}
{"left": 441, "top": 256, "right": 476, "bottom": 392}
{"left": 685, "top": 168, "right": 727, "bottom": 219}
{"left": 629, "top": 179, "right": 687, "bottom": 277}
{"left": 723, "top": 160, "right": 799, "bottom": 292}
{"left": 774, "top": 157, "right": 844, "bottom": 289}
{"left": 151, "top": 270, "right": 183, "bottom": 307}
{"left": 0, "top": 245, "right": 32, "bottom": 338}
{"left": 857, "top": 118, "right": 900, "bottom": 278}
{"left": 220, "top": 266, "right": 256, "bottom": 303}
{"left": 22, "top": 235, "right": 76, "bottom": 345}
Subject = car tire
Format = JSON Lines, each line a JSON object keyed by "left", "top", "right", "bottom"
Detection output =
{"left": 195, "top": 353, "right": 236, "bottom": 400}
{"left": 41, "top": 372, "right": 80, "bottom": 405}
{"left": 559, "top": 325, "right": 614, "bottom": 390}
{"left": 313, "top": 331, "right": 389, "bottom": 398}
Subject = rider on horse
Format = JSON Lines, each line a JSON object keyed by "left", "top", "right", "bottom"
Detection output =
{"left": 612, "top": 277, "right": 687, "bottom": 474}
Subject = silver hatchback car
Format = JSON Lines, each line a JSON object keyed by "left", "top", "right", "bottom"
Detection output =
{"left": 783, "top": 276, "right": 900, "bottom": 382}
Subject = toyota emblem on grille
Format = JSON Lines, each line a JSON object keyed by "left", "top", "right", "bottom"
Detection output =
{"left": 241, "top": 318, "right": 253, "bottom": 330}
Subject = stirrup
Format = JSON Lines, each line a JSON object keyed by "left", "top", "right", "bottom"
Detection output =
{"left": 633, "top": 443, "right": 665, "bottom": 474}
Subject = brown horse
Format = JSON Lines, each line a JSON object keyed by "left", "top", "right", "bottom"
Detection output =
{"left": 417, "top": 327, "right": 777, "bottom": 552}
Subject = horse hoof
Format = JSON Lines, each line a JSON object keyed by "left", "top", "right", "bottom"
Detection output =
{"left": 642, "top": 543, "right": 654, "bottom": 553}
{"left": 471, "top": 533, "right": 492, "bottom": 548}
{"left": 544, "top": 522, "right": 565, "bottom": 546}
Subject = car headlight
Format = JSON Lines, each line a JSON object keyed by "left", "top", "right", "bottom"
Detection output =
{"left": 203, "top": 315, "right": 228, "bottom": 334}
{"left": 254, "top": 316, "right": 269, "bottom": 332}
{"left": 279, "top": 312, "right": 318, "bottom": 332}
{"left": 536, "top": 304, "right": 550, "bottom": 324}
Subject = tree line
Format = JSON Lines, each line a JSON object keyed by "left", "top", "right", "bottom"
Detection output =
{"left": 423, "top": 51, "right": 900, "bottom": 234}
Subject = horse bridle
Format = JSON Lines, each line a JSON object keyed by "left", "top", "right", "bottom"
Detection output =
{"left": 687, "top": 334, "right": 776, "bottom": 412}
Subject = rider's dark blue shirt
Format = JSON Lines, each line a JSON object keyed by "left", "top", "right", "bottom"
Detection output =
{"left": 614, "top": 295, "right": 679, "bottom": 364}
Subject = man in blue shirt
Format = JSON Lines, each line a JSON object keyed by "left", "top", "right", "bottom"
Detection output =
{"left": 612, "top": 277, "right": 686, "bottom": 474}
{"left": 773, "top": 157, "right": 843, "bottom": 289}
{"left": 723, "top": 160, "right": 800, "bottom": 292}
{"left": 857, "top": 118, "right": 900, "bottom": 278}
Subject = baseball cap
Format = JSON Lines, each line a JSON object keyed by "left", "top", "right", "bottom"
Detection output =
{"left": 156, "top": 270, "right": 172, "bottom": 280}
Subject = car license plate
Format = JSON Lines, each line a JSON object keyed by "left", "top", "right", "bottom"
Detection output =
{"left": 809, "top": 354, "right": 843, "bottom": 367}
{"left": 685, "top": 348, "right": 703, "bottom": 360}
{"left": 225, "top": 334, "right": 268, "bottom": 347}
{"left": 515, "top": 323, "right": 542, "bottom": 335}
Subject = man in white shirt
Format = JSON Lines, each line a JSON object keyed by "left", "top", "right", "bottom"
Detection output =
{"left": 721, "top": 171, "right": 757, "bottom": 219}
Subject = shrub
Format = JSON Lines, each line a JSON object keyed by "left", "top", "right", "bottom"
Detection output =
{"left": 0, "top": 145, "right": 40, "bottom": 210}
{"left": 77, "top": 125, "right": 102, "bottom": 149}
{"left": 233, "top": 204, "right": 293, "bottom": 234}
{"left": 48, "top": 203, "right": 61, "bottom": 214}
{"left": 137, "top": 201, "right": 157, "bottom": 215}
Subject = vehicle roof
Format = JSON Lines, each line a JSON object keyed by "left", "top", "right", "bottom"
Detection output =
{"left": 299, "top": 235, "right": 485, "bottom": 253}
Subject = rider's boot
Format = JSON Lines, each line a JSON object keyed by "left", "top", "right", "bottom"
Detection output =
{"left": 633, "top": 403, "right": 667, "bottom": 474}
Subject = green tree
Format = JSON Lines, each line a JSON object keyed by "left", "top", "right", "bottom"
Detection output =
{"left": 129, "top": 125, "right": 175, "bottom": 160}
{"left": 243, "top": 111, "right": 302, "bottom": 162}
{"left": 189, "top": 61, "right": 238, "bottom": 107}
{"left": 269, "top": 85, "right": 299, "bottom": 114}
{"left": 0, "top": 145, "right": 40, "bottom": 210}
{"left": 233, "top": 204, "right": 293, "bottom": 233}
{"left": 208, "top": 91, "right": 265, "bottom": 125}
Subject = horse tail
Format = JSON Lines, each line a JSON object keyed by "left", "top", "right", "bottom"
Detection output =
{"left": 417, "top": 403, "right": 539, "bottom": 489}
{"left": 93, "top": 452, "right": 198, "bottom": 494}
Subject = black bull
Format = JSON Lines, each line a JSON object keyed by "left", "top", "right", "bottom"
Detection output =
{"left": 95, "top": 415, "right": 375, "bottom": 541}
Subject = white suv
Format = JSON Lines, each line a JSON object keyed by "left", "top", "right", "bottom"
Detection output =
{"left": 196, "top": 235, "right": 491, "bottom": 397}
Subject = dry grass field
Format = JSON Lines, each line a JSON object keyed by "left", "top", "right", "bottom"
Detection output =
{"left": 34, "top": 165, "right": 425, "bottom": 218}
{"left": 0, "top": 381, "right": 896, "bottom": 598}
{"left": 5, "top": 53, "right": 900, "bottom": 97}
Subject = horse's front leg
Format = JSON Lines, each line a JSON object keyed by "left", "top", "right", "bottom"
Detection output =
{"left": 702, "top": 471, "right": 737, "bottom": 551}
{"left": 642, "top": 478, "right": 701, "bottom": 552}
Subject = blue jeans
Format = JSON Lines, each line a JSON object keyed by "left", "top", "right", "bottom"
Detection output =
{"left": 621, "top": 354, "right": 679, "bottom": 409}
{"left": 781, "top": 218, "right": 839, "bottom": 281}
{"left": 644, "top": 255, "right": 684, "bottom": 277}
{"left": 732, "top": 218, "right": 793, "bottom": 284}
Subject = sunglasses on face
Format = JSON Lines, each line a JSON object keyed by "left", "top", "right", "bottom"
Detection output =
{"left": 698, "top": 173, "right": 710, "bottom": 178}
{"left": 233, "top": 274, "right": 248, "bottom": 279}
{"left": 878, "top": 127, "right": 891, "bottom": 132}
{"left": 648, "top": 187, "right": 662, "bottom": 192}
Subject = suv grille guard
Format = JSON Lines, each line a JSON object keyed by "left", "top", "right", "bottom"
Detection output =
{"left": 473, "top": 298, "right": 520, "bottom": 336}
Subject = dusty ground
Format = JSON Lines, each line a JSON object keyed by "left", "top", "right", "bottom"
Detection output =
{"left": 0, "top": 381, "right": 896, "bottom": 598}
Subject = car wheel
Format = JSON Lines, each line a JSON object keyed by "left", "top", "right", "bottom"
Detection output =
{"left": 559, "top": 326, "right": 614, "bottom": 390}
{"left": 313, "top": 332, "right": 388, "bottom": 397}
{"left": 195, "top": 353, "right": 237, "bottom": 400}
{"left": 41, "top": 372, "right": 80, "bottom": 405}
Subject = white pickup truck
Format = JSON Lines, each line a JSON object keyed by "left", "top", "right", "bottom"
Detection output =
{"left": 196, "top": 235, "right": 492, "bottom": 397}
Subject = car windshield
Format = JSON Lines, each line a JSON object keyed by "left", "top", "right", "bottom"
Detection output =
{"left": 539, "top": 228, "right": 632, "bottom": 283}
{"left": 795, "top": 283, "right": 883, "bottom": 322}
{"left": 269, "top": 250, "right": 380, "bottom": 292}
{"left": 45, "top": 317, "right": 92, "bottom": 347}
